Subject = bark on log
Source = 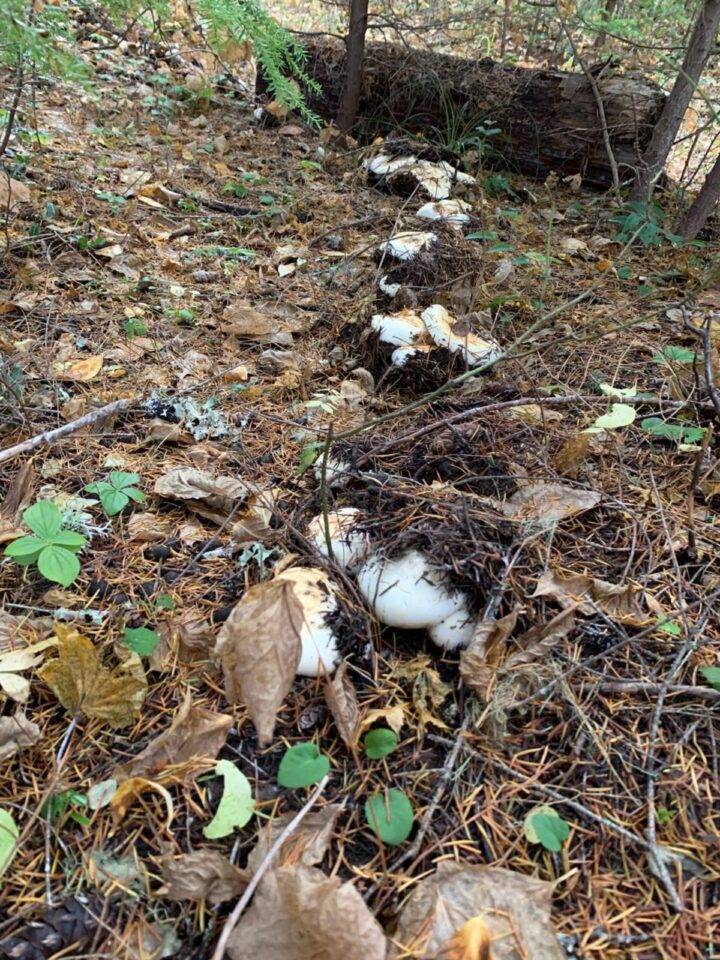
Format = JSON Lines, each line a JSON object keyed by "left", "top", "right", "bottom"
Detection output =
{"left": 293, "top": 39, "right": 666, "bottom": 189}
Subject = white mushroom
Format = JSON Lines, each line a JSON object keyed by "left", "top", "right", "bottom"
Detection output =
{"left": 275, "top": 567, "right": 341, "bottom": 677}
{"left": 379, "top": 275, "right": 401, "bottom": 298}
{"left": 416, "top": 198, "right": 471, "bottom": 225}
{"left": 427, "top": 607, "right": 476, "bottom": 650}
{"left": 379, "top": 231, "right": 437, "bottom": 262}
{"left": 370, "top": 309, "right": 427, "bottom": 348}
{"left": 356, "top": 550, "right": 467, "bottom": 631}
{"left": 390, "top": 343, "right": 434, "bottom": 367}
{"left": 307, "top": 508, "right": 368, "bottom": 570}
{"left": 421, "top": 304, "right": 500, "bottom": 367}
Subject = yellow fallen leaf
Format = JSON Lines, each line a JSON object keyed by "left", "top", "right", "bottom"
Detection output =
{"left": 110, "top": 776, "right": 174, "bottom": 829}
{"left": 359, "top": 703, "right": 407, "bottom": 735}
{"left": 53, "top": 355, "right": 104, "bottom": 382}
{"left": 38, "top": 630, "right": 146, "bottom": 728}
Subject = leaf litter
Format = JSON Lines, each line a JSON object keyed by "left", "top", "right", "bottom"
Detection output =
{"left": 0, "top": 8, "right": 718, "bottom": 959}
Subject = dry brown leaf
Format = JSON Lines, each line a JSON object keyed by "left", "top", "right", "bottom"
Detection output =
{"left": 162, "top": 849, "right": 247, "bottom": 904}
{"left": 324, "top": 662, "right": 360, "bottom": 747}
{"left": 154, "top": 468, "right": 253, "bottom": 522}
{"left": 502, "top": 482, "right": 601, "bottom": 522}
{"left": 246, "top": 805, "right": 343, "bottom": 874}
{"left": 553, "top": 433, "right": 591, "bottom": 478}
{"left": 110, "top": 776, "right": 174, "bottom": 828}
{"left": 226, "top": 864, "right": 387, "bottom": 960}
{"left": 0, "top": 176, "right": 30, "bottom": 211}
{"left": 501, "top": 606, "right": 577, "bottom": 673}
{"left": 0, "top": 713, "right": 42, "bottom": 761}
{"left": 0, "top": 639, "right": 58, "bottom": 702}
{"left": 391, "top": 860, "right": 564, "bottom": 959}
{"left": 0, "top": 461, "right": 35, "bottom": 525}
{"left": 231, "top": 492, "right": 277, "bottom": 545}
{"left": 38, "top": 630, "right": 146, "bottom": 729}
{"left": 114, "top": 692, "right": 232, "bottom": 782}
{"left": 214, "top": 579, "right": 303, "bottom": 746}
{"left": 533, "top": 569, "right": 646, "bottom": 621}
{"left": 0, "top": 611, "right": 53, "bottom": 657}
{"left": 460, "top": 608, "right": 520, "bottom": 702}
{"left": 359, "top": 703, "right": 407, "bottom": 736}
{"left": 126, "top": 511, "right": 172, "bottom": 542}
{"left": 437, "top": 916, "right": 492, "bottom": 960}
{"left": 53, "top": 355, "right": 104, "bottom": 382}
{"left": 222, "top": 302, "right": 282, "bottom": 338}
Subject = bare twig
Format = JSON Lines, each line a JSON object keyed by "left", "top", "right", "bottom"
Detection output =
{"left": 0, "top": 399, "right": 130, "bottom": 465}
{"left": 211, "top": 775, "right": 329, "bottom": 960}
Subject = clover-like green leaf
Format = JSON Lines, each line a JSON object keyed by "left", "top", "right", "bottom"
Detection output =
{"left": 203, "top": 760, "right": 255, "bottom": 838}
{"left": 23, "top": 501, "right": 62, "bottom": 540}
{"left": 4, "top": 535, "right": 46, "bottom": 564}
{"left": 50, "top": 530, "right": 87, "bottom": 552}
{"left": 37, "top": 545, "right": 81, "bottom": 586}
{"left": 523, "top": 805, "right": 571, "bottom": 852}
{"left": 277, "top": 742, "right": 330, "bottom": 789}
{"left": 363, "top": 727, "right": 398, "bottom": 759}
{"left": 364, "top": 788, "right": 414, "bottom": 846}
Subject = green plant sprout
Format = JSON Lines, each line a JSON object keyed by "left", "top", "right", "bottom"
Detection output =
{"left": 4, "top": 501, "right": 86, "bottom": 586}
{"left": 85, "top": 471, "right": 146, "bottom": 516}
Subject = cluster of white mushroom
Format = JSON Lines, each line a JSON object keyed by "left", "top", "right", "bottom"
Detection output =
{"left": 371, "top": 303, "right": 500, "bottom": 368}
{"left": 293, "top": 508, "right": 476, "bottom": 678}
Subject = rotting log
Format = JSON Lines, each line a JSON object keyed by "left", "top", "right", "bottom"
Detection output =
{"left": 287, "top": 39, "right": 666, "bottom": 189}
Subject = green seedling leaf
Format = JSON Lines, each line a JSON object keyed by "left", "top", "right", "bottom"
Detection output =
{"left": 0, "top": 809, "right": 19, "bottom": 878}
{"left": 203, "top": 760, "right": 255, "bottom": 838}
{"left": 365, "top": 788, "right": 414, "bottom": 846}
{"left": 653, "top": 345, "right": 696, "bottom": 364}
{"left": 37, "top": 545, "right": 81, "bottom": 587}
{"left": 122, "top": 627, "right": 161, "bottom": 657}
{"left": 524, "top": 804, "right": 570, "bottom": 852}
{"left": 156, "top": 593, "right": 176, "bottom": 611}
{"left": 277, "top": 742, "right": 330, "bottom": 789}
{"left": 599, "top": 383, "right": 637, "bottom": 399}
{"left": 586, "top": 402, "right": 636, "bottom": 433}
{"left": 657, "top": 618, "right": 681, "bottom": 636}
{"left": 24, "top": 500, "right": 62, "bottom": 539}
{"left": 86, "top": 472, "right": 145, "bottom": 516}
{"left": 363, "top": 727, "right": 398, "bottom": 759}
{"left": 700, "top": 666, "right": 720, "bottom": 691}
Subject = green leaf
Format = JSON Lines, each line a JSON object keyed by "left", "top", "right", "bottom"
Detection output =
{"left": 122, "top": 627, "right": 161, "bottom": 657}
{"left": 297, "top": 445, "right": 319, "bottom": 475}
{"left": 465, "top": 230, "right": 498, "bottom": 241}
{"left": 277, "top": 742, "right": 330, "bottom": 789}
{"left": 203, "top": 760, "right": 255, "bottom": 838}
{"left": 523, "top": 805, "right": 570, "bottom": 852}
{"left": 657, "top": 618, "right": 681, "bottom": 636}
{"left": 99, "top": 489, "right": 129, "bottom": 516}
{"left": 616, "top": 266, "right": 633, "bottom": 279}
{"left": 85, "top": 481, "right": 114, "bottom": 496}
{"left": 125, "top": 487, "right": 146, "bottom": 503}
{"left": 4, "top": 535, "right": 46, "bottom": 563}
{"left": 155, "top": 593, "right": 176, "bottom": 611}
{"left": 50, "top": 530, "right": 86, "bottom": 552}
{"left": 641, "top": 417, "right": 684, "bottom": 441}
{"left": 653, "top": 345, "right": 696, "bottom": 364}
{"left": 599, "top": 382, "right": 637, "bottom": 399}
{"left": 37, "top": 545, "right": 81, "bottom": 586}
{"left": 586, "top": 402, "right": 636, "bottom": 433}
{"left": 364, "top": 789, "right": 414, "bottom": 846}
{"left": 23, "top": 501, "right": 62, "bottom": 539}
{"left": 0, "top": 809, "right": 19, "bottom": 878}
{"left": 109, "top": 471, "right": 141, "bottom": 488}
{"left": 363, "top": 728, "right": 398, "bottom": 759}
{"left": 700, "top": 666, "right": 720, "bottom": 691}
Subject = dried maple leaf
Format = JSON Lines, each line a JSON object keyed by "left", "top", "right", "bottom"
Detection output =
{"left": 114, "top": 692, "right": 232, "bottom": 782}
{"left": 38, "top": 630, "right": 146, "bottom": 729}
{"left": 226, "top": 864, "right": 386, "bottom": 960}
{"left": 214, "top": 579, "right": 303, "bottom": 746}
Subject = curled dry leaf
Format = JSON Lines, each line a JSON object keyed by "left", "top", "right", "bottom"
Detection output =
{"left": 154, "top": 467, "right": 253, "bottom": 522}
{"left": 114, "top": 692, "right": 232, "bottom": 782}
{"left": 0, "top": 714, "right": 42, "bottom": 762}
{"left": 501, "top": 483, "right": 601, "bottom": 522}
{"left": 324, "top": 662, "right": 360, "bottom": 747}
{"left": 161, "top": 848, "right": 247, "bottom": 904}
{"left": 533, "top": 569, "right": 646, "bottom": 622}
{"left": 246, "top": 804, "right": 343, "bottom": 874}
{"left": 0, "top": 461, "right": 35, "bottom": 544}
{"left": 391, "top": 860, "right": 564, "bottom": 960}
{"left": 53, "top": 355, "right": 104, "bottom": 382}
{"left": 214, "top": 579, "right": 303, "bottom": 746}
{"left": 110, "top": 777, "right": 174, "bottom": 829}
{"left": 38, "top": 628, "right": 146, "bottom": 729}
{"left": 460, "top": 608, "right": 520, "bottom": 702}
{"left": 226, "top": 864, "right": 387, "bottom": 960}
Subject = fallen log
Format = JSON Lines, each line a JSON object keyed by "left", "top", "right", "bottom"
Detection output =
{"left": 290, "top": 39, "right": 666, "bottom": 189}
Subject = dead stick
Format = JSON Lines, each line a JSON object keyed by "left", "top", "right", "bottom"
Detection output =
{"left": 0, "top": 399, "right": 130, "bottom": 466}
{"left": 210, "top": 775, "right": 329, "bottom": 960}
{"left": 583, "top": 681, "right": 720, "bottom": 701}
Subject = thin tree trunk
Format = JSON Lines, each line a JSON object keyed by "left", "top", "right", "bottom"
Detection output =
{"left": 594, "top": 0, "right": 618, "bottom": 49}
{"left": 631, "top": 0, "right": 720, "bottom": 201}
{"left": 677, "top": 151, "right": 720, "bottom": 238}
{"left": 500, "top": 0, "right": 512, "bottom": 59}
{"left": 335, "top": 0, "right": 369, "bottom": 132}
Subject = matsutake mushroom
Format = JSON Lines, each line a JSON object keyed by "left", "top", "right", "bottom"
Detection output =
{"left": 307, "top": 507, "right": 368, "bottom": 570}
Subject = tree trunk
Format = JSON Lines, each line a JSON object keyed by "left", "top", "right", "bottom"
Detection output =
{"left": 294, "top": 39, "right": 665, "bottom": 189}
{"left": 631, "top": 0, "right": 720, "bottom": 201}
{"left": 594, "top": 0, "right": 618, "bottom": 49}
{"left": 335, "top": 0, "right": 369, "bottom": 132}
{"left": 677, "top": 151, "right": 720, "bottom": 238}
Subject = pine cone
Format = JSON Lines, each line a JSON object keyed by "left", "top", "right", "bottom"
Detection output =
{"left": 0, "top": 898, "right": 100, "bottom": 960}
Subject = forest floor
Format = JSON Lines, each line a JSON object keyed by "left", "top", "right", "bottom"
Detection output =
{"left": 0, "top": 11, "right": 719, "bottom": 960}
